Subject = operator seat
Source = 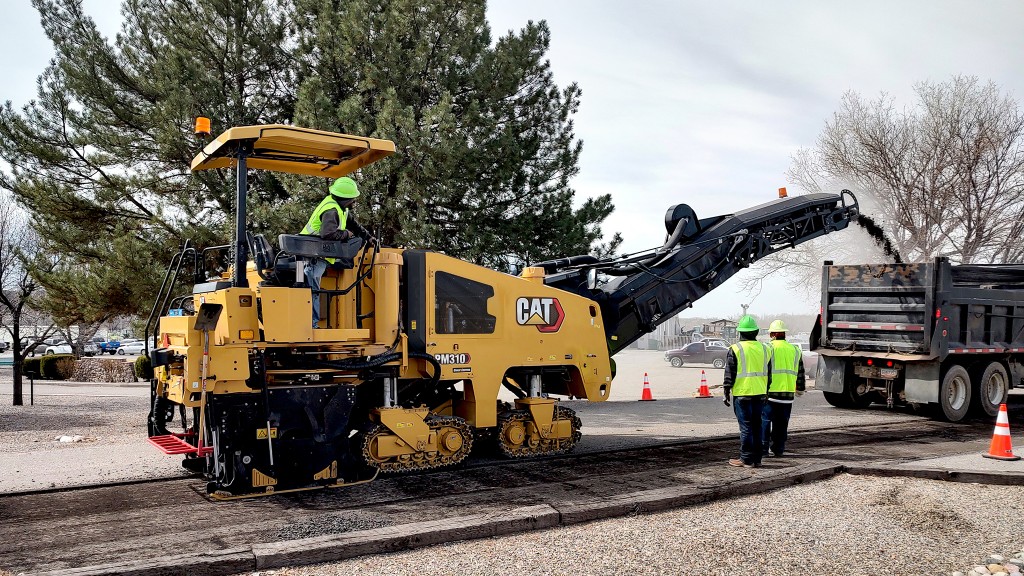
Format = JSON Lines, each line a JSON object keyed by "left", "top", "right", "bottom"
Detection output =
{"left": 277, "top": 234, "right": 363, "bottom": 271}
{"left": 247, "top": 233, "right": 363, "bottom": 288}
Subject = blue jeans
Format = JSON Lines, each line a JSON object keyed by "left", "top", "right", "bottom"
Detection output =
{"left": 762, "top": 400, "right": 793, "bottom": 456}
{"left": 733, "top": 395, "right": 765, "bottom": 465}
{"left": 303, "top": 258, "right": 329, "bottom": 328}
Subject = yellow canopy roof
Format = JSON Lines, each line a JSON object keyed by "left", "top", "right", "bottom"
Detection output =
{"left": 190, "top": 124, "right": 396, "bottom": 178}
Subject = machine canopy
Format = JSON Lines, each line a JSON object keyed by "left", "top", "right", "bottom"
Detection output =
{"left": 190, "top": 124, "right": 396, "bottom": 178}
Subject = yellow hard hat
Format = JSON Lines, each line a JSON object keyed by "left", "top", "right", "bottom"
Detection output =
{"left": 769, "top": 320, "right": 787, "bottom": 333}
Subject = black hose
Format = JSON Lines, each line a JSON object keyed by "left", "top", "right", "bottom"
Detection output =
{"left": 534, "top": 255, "right": 600, "bottom": 273}
{"left": 310, "top": 351, "right": 442, "bottom": 388}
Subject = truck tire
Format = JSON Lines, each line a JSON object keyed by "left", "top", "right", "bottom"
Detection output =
{"left": 971, "top": 361, "right": 1008, "bottom": 419}
{"left": 938, "top": 365, "right": 972, "bottom": 422}
{"left": 845, "top": 380, "right": 874, "bottom": 408}
{"left": 712, "top": 358, "right": 725, "bottom": 369}
{"left": 822, "top": 391, "right": 850, "bottom": 408}
{"left": 670, "top": 357, "right": 682, "bottom": 368}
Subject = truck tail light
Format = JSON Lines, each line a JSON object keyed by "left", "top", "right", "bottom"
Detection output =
{"left": 886, "top": 360, "right": 893, "bottom": 367}
{"left": 866, "top": 359, "right": 873, "bottom": 366}
{"left": 936, "top": 307, "right": 941, "bottom": 319}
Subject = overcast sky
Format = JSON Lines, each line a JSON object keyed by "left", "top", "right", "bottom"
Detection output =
{"left": 4, "top": 1, "right": 1024, "bottom": 318}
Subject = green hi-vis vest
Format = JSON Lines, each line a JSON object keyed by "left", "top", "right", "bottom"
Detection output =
{"left": 729, "top": 340, "right": 770, "bottom": 396}
{"left": 301, "top": 195, "right": 349, "bottom": 264}
{"left": 769, "top": 340, "right": 801, "bottom": 394}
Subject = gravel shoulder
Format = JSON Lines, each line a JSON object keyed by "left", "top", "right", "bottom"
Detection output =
{"left": 245, "top": 474, "right": 1024, "bottom": 576}
{"left": 0, "top": 390, "right": 185, "bottom": 491}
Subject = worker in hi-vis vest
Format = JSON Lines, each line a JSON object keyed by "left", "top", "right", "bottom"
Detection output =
{"left": 300, "top": 176, "right": 373, "bottom": 328}
{"left": 762, "top": 320, "right": 805, "bottom": 457}
{"left": 722, "top": 315, "right": 771, "bottom": 468}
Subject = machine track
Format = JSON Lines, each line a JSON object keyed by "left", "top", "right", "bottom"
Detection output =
{"left": 361, "top": 415, "right": 474, "bottom": 473}
{"left": 496, "top": 405, "right": 582, "bottom": 458}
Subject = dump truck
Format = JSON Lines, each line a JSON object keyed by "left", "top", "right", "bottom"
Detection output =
{"left": 812, "top": 258, "right": 1024, "bottom": 422}
{"left": 145, "top": 123, "right": 860, "bottom": 498}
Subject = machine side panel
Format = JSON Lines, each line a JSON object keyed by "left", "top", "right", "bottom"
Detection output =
{"left": 403, "top": 250, "right": 428, "bottom": 353}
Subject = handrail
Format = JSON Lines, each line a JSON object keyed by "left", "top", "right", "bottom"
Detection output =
{"left": 145, "top": 241, "right": 196, "bottom": 357}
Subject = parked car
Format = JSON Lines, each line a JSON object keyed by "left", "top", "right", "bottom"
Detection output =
{"left": 90, "top": 336, "right": 121, "bottom": 355}
{"left": 0, "top": 341, "right": 9, "bottom": 353}
{"left": 664, "top": 341, "right": 729, "bottom": 368}
{"left": 116, "top": 340, "right": 146, "bottom": 355}
{"left": 43, "top": 341, "right": 73, "bottom": 355}
{"left": 19, "top": 338, "right": 41, "bottom": 356}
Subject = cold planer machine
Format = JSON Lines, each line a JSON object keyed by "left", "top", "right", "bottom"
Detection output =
{"left": 146, "top": 124, "right": 858, "bottom": 498}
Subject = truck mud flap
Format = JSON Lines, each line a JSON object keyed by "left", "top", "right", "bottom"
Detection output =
{"left": 904, "top": 362, "right": 939, "bottom": 403}
{"left": 816, "top": 356, "right": 847, "bottom": 393}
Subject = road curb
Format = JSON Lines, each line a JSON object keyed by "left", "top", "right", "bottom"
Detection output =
{"left": 558, "top": 463, "right": 841, "bottom": 524}
{"left": 33, "top": 547, "right": 254, "bottom": 576}
{"left": 843, "top": 464, "right": 1024, "bottom": 485}
{"left": 252, "top": 504, "right": 560, "bottom": 570}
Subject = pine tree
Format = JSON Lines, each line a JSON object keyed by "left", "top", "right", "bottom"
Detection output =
{"left": 288, "top": 0, "right": 620, "bottom": 268}
{"left": 0, "top": 0, "right": 294, "bottom": 320}
{"left": 0, "top": 0, "right": 621, "bottom": 325}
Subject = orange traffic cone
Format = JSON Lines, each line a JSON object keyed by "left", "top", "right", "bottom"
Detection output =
{"left": 640, "top": 372, "right": 656, "bottom": 401}
{"left": 694, "top": 369, "right": 713, "bottom": 398}
{"left": 982, "top": 403, "right": 1020, "bottom": 461}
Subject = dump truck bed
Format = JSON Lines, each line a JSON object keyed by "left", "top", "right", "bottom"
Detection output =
{"left": 818, "top": 259, "right": 1024, "bottom": 357}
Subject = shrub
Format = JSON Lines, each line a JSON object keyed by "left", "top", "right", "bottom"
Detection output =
{"left": 22, "top": 357, "right": 42, "bottom": 377}
{"left": 39, "top": 354, "right": 76, "bottom": 380}
{"left": 134, "top": 355, "right": 152, "bottom": 380}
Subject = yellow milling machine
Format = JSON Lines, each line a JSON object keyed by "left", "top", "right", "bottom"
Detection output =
{"left": 146, "top": 123, "right": 859, "bottom": 498}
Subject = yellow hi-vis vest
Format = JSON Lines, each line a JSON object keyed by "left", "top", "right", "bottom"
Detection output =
{"left": 301, "top": 195, "right": 349, "bottom": 264}
{"left": 729, "top": 340, "right": 770, "bottom": 396}
{"left": 769, "top": 339, "right": 801, "bottom": 396}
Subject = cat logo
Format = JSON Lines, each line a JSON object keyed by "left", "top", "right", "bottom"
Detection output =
{"left": 516, "top": 297, "right": 564, "bottom": 332}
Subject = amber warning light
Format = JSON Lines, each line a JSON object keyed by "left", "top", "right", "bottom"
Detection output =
{"left": 778, "top": 187, "right": 788, "bottom": 198}
{"left": 194, "top": 116, "right": 211, "bottom": 137}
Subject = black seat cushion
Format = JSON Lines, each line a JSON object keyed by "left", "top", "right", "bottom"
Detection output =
{"left": 278, "top": 234, "right": 364, "bottom": 269}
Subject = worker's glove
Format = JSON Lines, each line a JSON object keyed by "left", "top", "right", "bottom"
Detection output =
{"left": 723, "top": 393, "right": 731, "bottom": 407}
{"left": 795, "top": 390, "right": 805, "bottom": 398}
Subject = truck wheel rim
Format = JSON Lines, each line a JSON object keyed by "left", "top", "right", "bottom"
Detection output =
{"left": 947, "top": 375, "right": 967, "bottom": 410}
{"left": 986, "top": 372, "right": 1005, "bottom": 405}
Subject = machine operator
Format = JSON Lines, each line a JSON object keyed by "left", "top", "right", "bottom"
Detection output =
{"left": 300, "top": 176, "right": 374, "bottom": 328}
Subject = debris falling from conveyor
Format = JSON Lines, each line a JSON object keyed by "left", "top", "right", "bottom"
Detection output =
{"left": 855, "top": 214, "right": 902, "bottom": 263}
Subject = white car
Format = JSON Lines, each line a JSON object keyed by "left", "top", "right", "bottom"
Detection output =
{"left": 43, "top": 342, "right": 73, "bottom": 355}
{"left": 116, "top": 341, "right": 146, "bottom": 355}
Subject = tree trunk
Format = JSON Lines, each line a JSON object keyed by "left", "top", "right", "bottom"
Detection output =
{"left": 12, "top": 358, "right": 23, "bottom": 406}
{"left": 12, "top": 323, "right": 22, "bottom": 406}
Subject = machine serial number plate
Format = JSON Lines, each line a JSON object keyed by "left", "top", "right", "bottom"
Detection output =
{"left": 879, "top": 368, "right": 898, "bottom": 379}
